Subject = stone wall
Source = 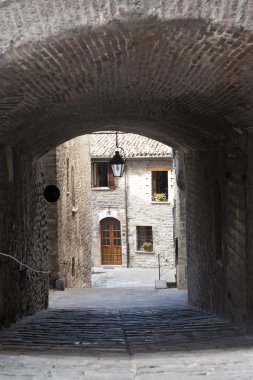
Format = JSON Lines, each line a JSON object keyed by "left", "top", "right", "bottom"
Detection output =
{"left": 41, "top": 135, "right": 92, "bottom": 289}
{"left": 186, "top": 146, "right": 227, "bottom": 320}
{"left": 0, "top": 146, "right": 12, "bottom": 326}
{"left": 0, "top": 148, "right": 49, "bottom": 327}
{"left": 56, "top": 136, "right": 91, "bottom": 288}
{"left": 185, "top": 132, "right": 253, "bottom": 332}
{"left": 91, "top": 166, "right": 127, "bottom": 267}
{"left": 40, "top": 150, "right": 58, "bottom": 288}
{"left": 1, "top": 132, "right": 253, "bottom": 332}
{"left": 246, "top": 134, "right": 253, "bottom": 333}
{"left": 127, "top": 159, "right": 174, "bottom": 270}
{"left": 174, "top": 149, "right": 187, "bottom": 290}
{"left": 225, "top": 135, "right": 248, "bottom": 329}
{"left": 1, "top": 0, "right": 253, "bottom": 331}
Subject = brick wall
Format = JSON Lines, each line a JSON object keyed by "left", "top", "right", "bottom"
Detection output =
{"left": 1, "top": 0, "right": 253, "bottom": 55}
{"left": 2, "top": 2, "right": 253, "bottom": 155}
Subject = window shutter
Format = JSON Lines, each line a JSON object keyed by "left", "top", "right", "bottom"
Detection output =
{"left": 108, "top": 166, "right": 115, "bottom": 189}
{"left": 152, "top": 171, "right": 157, "bottom": 195}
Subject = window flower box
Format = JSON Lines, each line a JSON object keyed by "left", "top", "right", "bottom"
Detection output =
{"left": 153, "top": 193, "right": 167, "bottom": 202}
{"left": 141, "top": 241, "right": 153, "bottom": 252}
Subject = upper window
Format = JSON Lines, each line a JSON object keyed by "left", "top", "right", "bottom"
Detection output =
{"left": 91, "top": 162, "right": 115, "bottom": 188}
{"left": 152, "top": 171, "right": 168, "bottom": 201}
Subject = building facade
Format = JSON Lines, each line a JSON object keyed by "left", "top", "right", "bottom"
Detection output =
{"left": 90, "top": 133, "right": 175, "bottom": 270}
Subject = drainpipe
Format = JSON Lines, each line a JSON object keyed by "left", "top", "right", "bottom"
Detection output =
{"left": 124, "top": 163, "right": 130, "bottom": 268}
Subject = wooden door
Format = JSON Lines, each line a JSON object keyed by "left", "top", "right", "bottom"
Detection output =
{"left": 101, "top": 218, "right": 122, "bottom": 265}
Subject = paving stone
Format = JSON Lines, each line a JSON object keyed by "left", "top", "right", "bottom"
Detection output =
{"left": 155, "top": 280, "right": 167, "bottom": 289}
{"left": 0, "top": 289, "right": 253, "bottom": 379}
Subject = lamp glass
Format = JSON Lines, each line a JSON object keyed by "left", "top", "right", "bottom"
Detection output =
{"left": 110, "top": 151, "right": 125, "bottom": 177}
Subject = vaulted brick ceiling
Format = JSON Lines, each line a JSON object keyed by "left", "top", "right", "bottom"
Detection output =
{"left": 1, "top": 1, "right": 253, "bottom": 157}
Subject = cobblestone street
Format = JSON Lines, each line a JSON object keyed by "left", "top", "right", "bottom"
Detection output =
{"left": 91, "top": 267, "right": 176, "bottom": 288}
{"left": 0, "top": 287, "right": 253, "bottom": 379}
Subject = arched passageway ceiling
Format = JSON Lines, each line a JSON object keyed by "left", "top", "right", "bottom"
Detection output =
{"left": 1, "top": 1, "right": 253, "bottom": 156}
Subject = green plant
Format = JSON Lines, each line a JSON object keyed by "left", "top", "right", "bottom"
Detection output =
{"left": 142, "top": 241, "right": 153, "bottom": 249}
{"left": 154, "top": 193, "right": 167, "bottom": 201}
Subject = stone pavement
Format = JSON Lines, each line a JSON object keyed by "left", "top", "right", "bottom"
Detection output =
{"left": 91, "top": 266, "right": 176, "bottom": 288}
{"left": 0, "top": 288, "right": 253, "bottom": 379}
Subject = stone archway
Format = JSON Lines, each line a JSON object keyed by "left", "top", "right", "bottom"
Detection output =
{"left": 0, "top": 1, "right": 253, "bottom": 332}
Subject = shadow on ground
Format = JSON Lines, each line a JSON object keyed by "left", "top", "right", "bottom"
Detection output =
{"left": 1, "top": 305, "right": 253, "bottom": 356}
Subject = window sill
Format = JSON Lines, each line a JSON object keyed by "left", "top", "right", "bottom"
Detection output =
{"left": 151, "top": 201, "right": 169, "bottom": 204}
{"left": 135, "top": 250, "right": 155, "bottom": 254}
{"left": 91, "top": 187, "right": 111, "bottom": 191}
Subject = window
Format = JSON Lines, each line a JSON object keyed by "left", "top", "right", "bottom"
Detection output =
{"left": 91, "top": 162, "right": 115, "bottom": 188}
{"left": 72, "top": 257, "right": 75, "bottom": 277}
{"left": 152, "top": 171, "right": 168, "bottom": 201}
{"left": 136, "top": 226, "right": 153, "bottom": 250}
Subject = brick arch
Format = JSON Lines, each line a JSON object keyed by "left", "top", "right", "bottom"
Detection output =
{"left": 1, "top": 0, "right": 253, "bottom": 54}
{"left": 99, "top": 210, "right": 121, "bottom": 223}
{"left": 1, "top": 5, "right": 253, "bottom": 155}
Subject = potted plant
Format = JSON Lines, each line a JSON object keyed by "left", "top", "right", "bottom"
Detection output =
{"left": 141, "top": 241, "right": 153, "bottom": 252}
{"left": 154, "top": 193, "right": 167, "bottom": 202}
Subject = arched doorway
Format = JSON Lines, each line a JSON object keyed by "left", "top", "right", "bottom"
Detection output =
{"left": 100, "top": 218, "right": 122, "bottom": 265}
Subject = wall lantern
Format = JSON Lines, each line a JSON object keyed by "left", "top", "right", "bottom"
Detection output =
{"left": 110, "top": 130, "right": 125, "bottom": 177}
